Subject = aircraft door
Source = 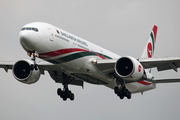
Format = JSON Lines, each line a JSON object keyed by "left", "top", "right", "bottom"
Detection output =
{"left": 48, "top": 28, "right": 54, "bottom": 41}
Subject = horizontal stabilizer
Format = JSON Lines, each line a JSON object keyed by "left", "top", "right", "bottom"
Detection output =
{"left": 152, "top": 78, "right": 180, "bottom": 84}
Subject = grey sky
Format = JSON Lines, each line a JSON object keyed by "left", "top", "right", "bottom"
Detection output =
{"left": 0, "top": 0, "right": 180, "bottom": 120}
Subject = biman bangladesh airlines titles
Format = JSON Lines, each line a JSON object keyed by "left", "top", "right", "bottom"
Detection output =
{"left": 1, "top": 22, "right": 180, "bottom": 101}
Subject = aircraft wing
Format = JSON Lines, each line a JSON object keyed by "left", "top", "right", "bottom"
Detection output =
{"left": 0, "top": 61, "right": 14, "bottom": 72}
{"left": 94, "top": 57, "right": 180, "bottom": 74}
{"left": 0, "top": 61, "right": 83, "bottom": 87}
{"left": 0, "top": 61, "right": 60, "bottom": 74}
{"left": 93, "top": 59, "right": 118, "bottom": 73}
{"left": 139, "top": 57, "right": 180, "bottom": 72}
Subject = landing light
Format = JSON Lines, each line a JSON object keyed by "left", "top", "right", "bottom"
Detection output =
{"left": 92, "top": 59, "right": 97, "bottom": 64}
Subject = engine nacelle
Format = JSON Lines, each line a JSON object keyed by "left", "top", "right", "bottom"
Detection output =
{"left": 12, "top": 59, "right": 40, "bottom": 84}
{"left": 115, "top": 56, "right": 146, "bottom": 81}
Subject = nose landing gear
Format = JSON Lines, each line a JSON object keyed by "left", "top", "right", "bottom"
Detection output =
{"left": 27, "top": 51, "right": 38, "bottom": 70}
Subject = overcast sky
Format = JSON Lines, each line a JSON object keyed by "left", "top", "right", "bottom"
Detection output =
{"left": 0, "top": 0, "right": 180, "bottom": 120}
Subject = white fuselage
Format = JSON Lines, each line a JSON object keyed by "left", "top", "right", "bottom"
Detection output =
{"left": 19, "top": 22, "right": 156, "bottom": 94}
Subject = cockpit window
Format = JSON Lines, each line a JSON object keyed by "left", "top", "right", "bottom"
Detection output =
{"left": 32, "top": 28, "right": 36, "bottom": 31}
{"left": 26, "top": 27, "right": 31, "bottom": 30}
{"left": 21, "top": 27, "right": 38, "bottom": 32}
{"left": 21, "top": 28, "right": 25, "bottom": 31}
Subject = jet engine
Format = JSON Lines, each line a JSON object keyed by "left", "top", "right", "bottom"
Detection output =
{"left": 12, "top": 59, "right": 40, "bottom": 84}
{"left": 115, "top": 56, "right": 146, "bottom": 81}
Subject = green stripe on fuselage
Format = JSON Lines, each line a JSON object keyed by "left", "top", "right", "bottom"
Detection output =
{"left": 46, "top": 51, "right": 112, "bottom": 64}
{"left": 47, "top": 51, "right": 94, "bottom": 64}
{"left": 94, "top": 52, "right": 112, "bottom": 59}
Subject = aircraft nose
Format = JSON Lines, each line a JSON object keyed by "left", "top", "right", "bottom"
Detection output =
{"left": 20, "top": 31, "right": 30, "bottom": 43}
{"left": 19, "top": 30, "right": 39, "bottom": 52}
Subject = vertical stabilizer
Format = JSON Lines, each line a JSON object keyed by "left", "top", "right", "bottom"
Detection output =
{"left": 141, "top": 25, "right": 158, "bottom": 58}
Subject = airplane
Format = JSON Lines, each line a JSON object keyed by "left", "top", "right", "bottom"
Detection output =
{"left": 1, "top": 22, "right": 180, "bottom": 101}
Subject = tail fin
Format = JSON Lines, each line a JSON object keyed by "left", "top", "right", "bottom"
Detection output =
{"left": 141, "top": 25, "right": 158, "bottom": 58}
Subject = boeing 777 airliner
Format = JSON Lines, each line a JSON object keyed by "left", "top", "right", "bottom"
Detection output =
{"left": 1, "top": 22, "right": 180, "bottom": 101}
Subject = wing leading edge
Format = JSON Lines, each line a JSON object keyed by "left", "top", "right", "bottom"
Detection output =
{"left": 0, "top": 61, "right": 60, "bottom": 74}
{"left": 139, "top": 57, "right": 180, "bottom": 72}
{"left": 93, "top": 57, "right": 180, "bottom": 74}
{"left": 0, "top": 61, "right": 83, "bottom": 87}
{"left": 93, "top": 57, "right": 180, "bottom": 84}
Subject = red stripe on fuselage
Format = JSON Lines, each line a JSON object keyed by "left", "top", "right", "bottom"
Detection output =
{"left": 93, "top": 52, "right": 106, "bottom": 59}
{"left": 137, "top": 81, "right": 152, "bottom": 85}
{"left": 39, "top": 48, "right": 107, "bottom": 60}
{"left": 39, "top": 48, "right": 88, "bottom": 58}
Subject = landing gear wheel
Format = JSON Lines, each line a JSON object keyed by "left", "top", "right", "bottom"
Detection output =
{"left": 57, "top": 73, "right": 76, "bottom": 101}
{"left": 27, "top": 51, "right": 39, "bottom": 71}
{"left": 114, "top": 87, "right": 119, "bottom": 94}
{"left": 57, "top": 88, "right": 62, "bottom": 96}
{"left": 121, "top": 87, "right": 127, "bottom": 95}
{"left": 119, "top": 94, "right": 124, "bottom": 99}
{"left": 114, "top": 85, "right": 132, "bottom": 100}
{"left": 65, "top": 88, "right": 71, "bottom": 98}
{"left": 70, "top": 93, "right": 75, "bottom": 101}
{"left": 57, "top": 87, "right": 75, "bottom": 101}
{"left": 127, "top": 91, "right": 132, "bottom": 99}
{"left": 63, "top": 96, "right": 67, "bottom": 101}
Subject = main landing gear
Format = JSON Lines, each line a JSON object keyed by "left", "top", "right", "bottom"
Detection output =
{"left": 57, "top": 86, "right": 74, "bottom": 101}
{"left": 57, "top": 73, "right": 75, "bottom": 101}
{"left": 114, "top": 81, "right": 132, "bottom": 99}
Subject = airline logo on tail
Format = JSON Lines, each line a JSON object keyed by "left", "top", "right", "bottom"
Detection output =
{"left": 147, "top": 25, "right": 158, "bottom": 58}
{"left": 141, "top": 25, "right": 158, "bottom": 59}
{"left": 147, "top": 43, "right": 153, "bottom": 58}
